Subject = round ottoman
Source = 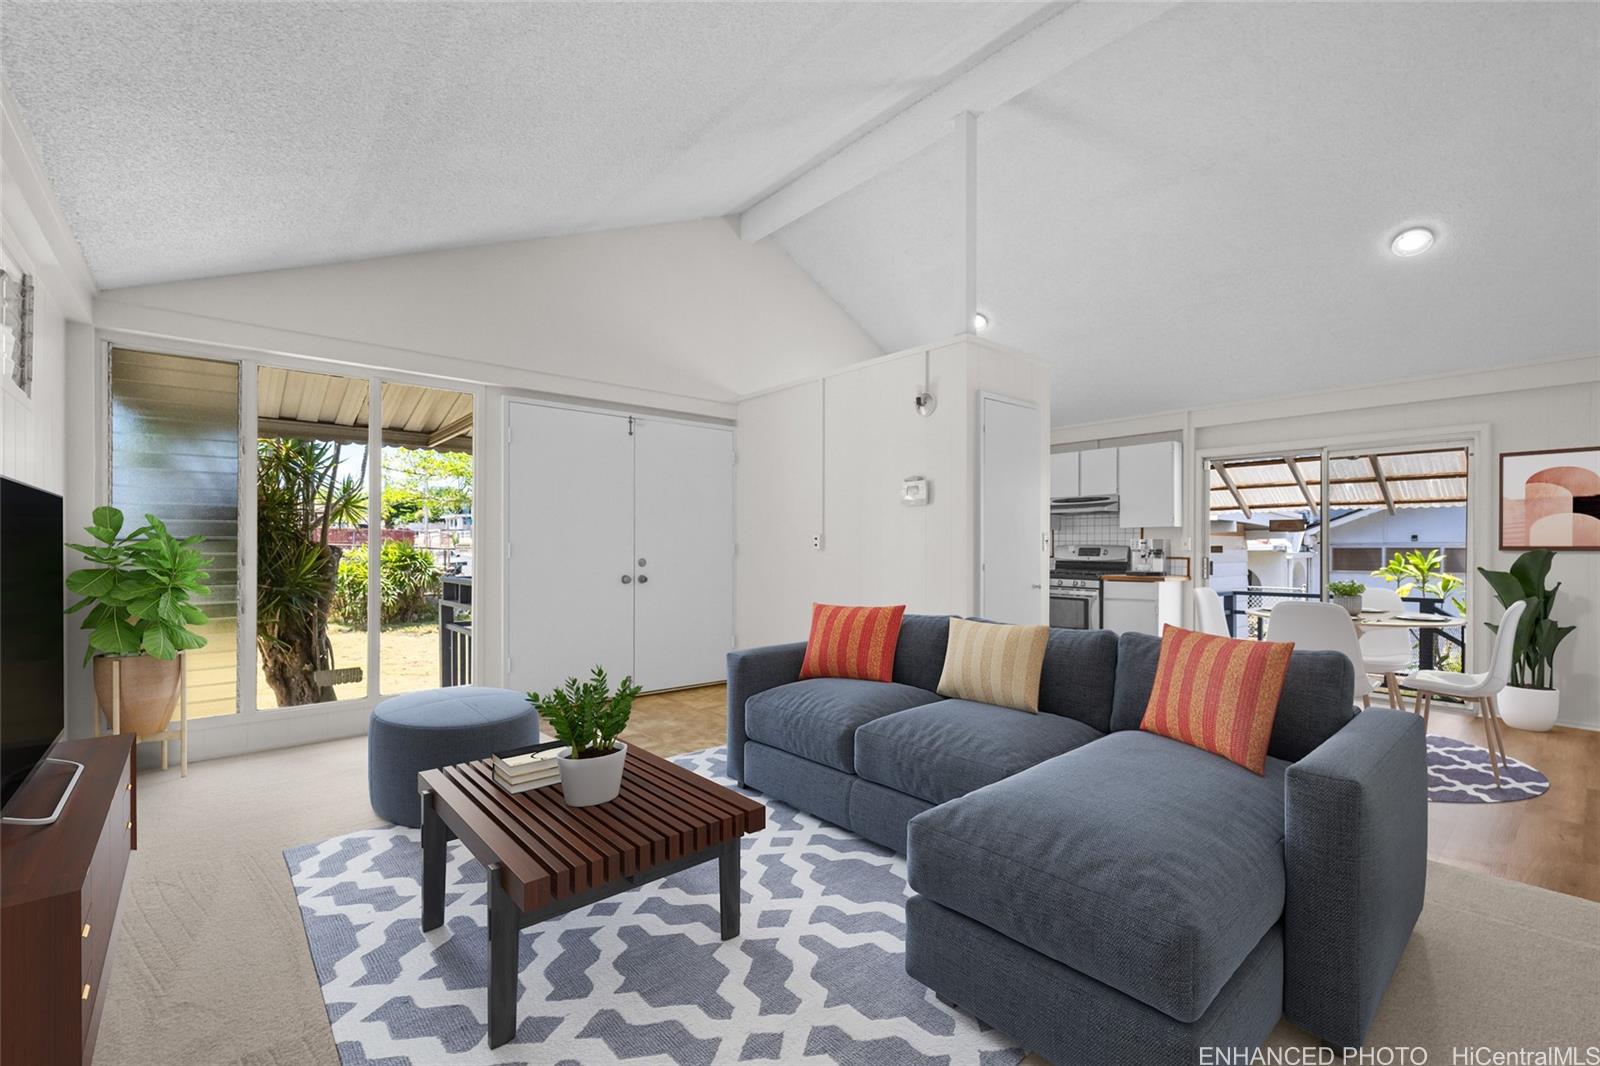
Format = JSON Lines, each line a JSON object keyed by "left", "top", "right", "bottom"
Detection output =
{"left": 368, "top": 686, "right": 540, "bottom": 827}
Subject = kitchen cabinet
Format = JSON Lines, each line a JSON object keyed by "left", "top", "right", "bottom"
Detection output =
{"left": 1117, "top": 441, "right": 1183, "bottom": 528}
{"left": 1100, "top": 577, "right": 1185, "bottom": 636}
{"left": 1079, "top": 448, "right": 1118, "bottom": 495}
{"left": 1050, "top": 451, "right": 1080, "bottom": 497}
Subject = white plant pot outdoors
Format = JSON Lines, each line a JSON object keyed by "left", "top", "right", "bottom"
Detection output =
{"left": 557, "top": 741, "right": 627, "bottom": 806}
{"left": 1495, "top": 687, "right": 1559, "bottom": 732}
{"left": 1333, "top": 595, "right": 1363, "bottom": 616}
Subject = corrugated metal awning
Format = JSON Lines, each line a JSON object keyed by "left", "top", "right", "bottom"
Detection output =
{"left": 256, "top": 367, "right": 473, "bottom": 452}
{"left": 1210, "top": 448, "right": 1467, "bottom": 514}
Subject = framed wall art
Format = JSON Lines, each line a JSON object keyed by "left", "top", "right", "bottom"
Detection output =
{"left": 1500, "top": 446, "right": 1600, "bottom": 550}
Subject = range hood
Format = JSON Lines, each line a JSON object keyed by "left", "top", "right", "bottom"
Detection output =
{"left": 1051, "top": 494, "right": 1120, "bottom": 515}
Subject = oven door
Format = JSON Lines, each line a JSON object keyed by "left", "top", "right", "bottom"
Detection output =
{"left": 1049, "top": 592, "right": 1098, "bottom": 630}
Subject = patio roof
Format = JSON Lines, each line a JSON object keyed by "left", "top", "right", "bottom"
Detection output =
{"left": 1209, "top": 448, "right": 1468, "bottom": 516}
{"left": 257, "top": 367, "right": 473, "bottom": 452}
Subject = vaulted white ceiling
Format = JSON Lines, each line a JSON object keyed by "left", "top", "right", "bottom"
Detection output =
{"left": 4, "top": 1, "right": 1596, "bottom": 425}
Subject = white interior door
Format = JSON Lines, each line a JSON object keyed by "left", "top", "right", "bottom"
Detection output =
{"left": 980, "top": 394, "right": 1045, "bottom": 624}
{"left": 633, "top": 419, "right": 734, "bottom": 690}
{"left": 505, "top": 402, "right": 635, "bottom": 694}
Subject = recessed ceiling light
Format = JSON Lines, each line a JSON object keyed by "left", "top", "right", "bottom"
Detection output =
{"left": 1390, "top": 227, "right": 1435, "bottom": 257}
{"left": 973, "top": 312, "right": 989, "bottom": 331}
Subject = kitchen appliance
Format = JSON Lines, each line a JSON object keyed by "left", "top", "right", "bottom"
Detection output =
{"left": 1049, "top": 544, "right": 1131, "bottom": 630}
{"left": 1130, "top": 538, "right": 1168, "bottom": 575}
{"left": 1050, "top": 494, "right": 1119, "bottom": 515}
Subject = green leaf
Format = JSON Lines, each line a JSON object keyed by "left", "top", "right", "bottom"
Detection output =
{"left": 91, "top": 506, "right": 124, "bottom": 540}
{"left": 1508, "top": 549, "right": 1552, "bottom": 598}
{"left": 89, "top": 614, "right": 142, "bottom": 656}
{"left": 179, "top": 603, "right": 209, "bottom": 626}
{"left": 140, "top": 624, "right": 177, "bottom": 660}
{"left": 1477, "top": 568, "right": 1524, "bottom": 611}
{"left": 66, "top": 567, "right": 120, "bottom": 598}
{"left": 64, "top": 594, "right": 97, "bottom": 616}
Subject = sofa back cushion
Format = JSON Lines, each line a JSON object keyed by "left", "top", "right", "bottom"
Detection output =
{"left": 935, "top": 618, "right": 1050, "bottom": 713}
{"left": 1111, "top": 631, "right": 1357, "bottom": 761}
{"left": 1037, "top": 628, "right": 1120, "bottom": 732}
{"left": 1139, "top": 625, "right": 1294, "bottom": 774}
{"left": 799, "top": 603, "right": 906, "bottom": 682}
{"left": 892, "top": 614, "right": 952, "bottom": 692}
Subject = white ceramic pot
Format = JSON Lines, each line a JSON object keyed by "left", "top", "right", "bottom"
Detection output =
{"left": 557, "top": 742, "right": 627, "bottom": 806}
{"left": 1496, "top": 687, "right": 1559, "bottom": 732}
{"left": 1334, "top": 594, "right": 1363, "bottom": 617}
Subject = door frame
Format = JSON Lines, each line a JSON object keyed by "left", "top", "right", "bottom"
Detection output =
{"left": 976, "top": 391, "right": 1045, "bottom": 623}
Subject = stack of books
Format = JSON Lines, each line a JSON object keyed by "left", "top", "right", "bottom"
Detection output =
{"left": 491, "top": 741, "right": 566, "bottom": 794}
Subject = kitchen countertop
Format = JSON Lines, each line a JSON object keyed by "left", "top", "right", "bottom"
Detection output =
{"left": 1101, "top": 573, "right": 1189, "bottom": 583}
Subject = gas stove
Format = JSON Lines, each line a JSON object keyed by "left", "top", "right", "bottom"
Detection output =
{"left": 1051, "top": 544, "right": 1131, "bottom": 589}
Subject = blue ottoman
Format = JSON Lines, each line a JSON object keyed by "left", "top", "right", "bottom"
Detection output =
{"left": 368, "top": 686, "right": 540, "bottom": 827}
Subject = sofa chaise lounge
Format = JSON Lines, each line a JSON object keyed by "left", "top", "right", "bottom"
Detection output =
{"left": 726, "top": 614, "right": 1426, "bottom": 1064}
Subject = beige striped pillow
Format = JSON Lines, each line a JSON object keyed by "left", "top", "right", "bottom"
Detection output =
{"left": 935, "top": 618, "right": 1050, "bottom": 713}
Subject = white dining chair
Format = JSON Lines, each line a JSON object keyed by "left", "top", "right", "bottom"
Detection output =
{"left": 1194, "top": 587, "right": 1230, "bottom": 636}
{"left": 1403, "top": 599, "right": 1527, "bottom": 785}
{"left": 1267, "top": 600, "right": 1375, "bottom": 707}
{"left": 1361, "top": 586, "right": 1413, "bottom": 710}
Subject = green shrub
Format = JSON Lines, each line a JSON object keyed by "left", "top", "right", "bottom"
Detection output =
{"left": 331, "top": 540, "right": 440, "bottom": 626}
{"left": 1327, "top": 580, "right": 1367, "bottom": 598}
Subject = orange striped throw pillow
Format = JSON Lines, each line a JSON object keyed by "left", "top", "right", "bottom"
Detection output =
{"left": 799, "top": 604, "right": 907, "bottom": 683}
{"left": 935, "top": 618, "right": 1050, "bottom": 713}
{"left": 1140, "top": 625, "right": 1293, "bottom": 774}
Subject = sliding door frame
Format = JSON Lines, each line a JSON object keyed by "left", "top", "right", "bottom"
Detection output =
{"left": 95, "top": 331, "right": 486, "bottom": 757}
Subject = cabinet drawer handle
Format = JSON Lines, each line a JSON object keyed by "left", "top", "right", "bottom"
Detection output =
{"left": 126, "top": 821, "right": 132, "bottom": 830}
{"left": 82, "top": 984, "right": 91, "bottom": 1001}
{"left": 81, "top": 923, "right": 91, "bottom": 939}
{"left": 126, "top": 782, "right": 132, "bottom": 791}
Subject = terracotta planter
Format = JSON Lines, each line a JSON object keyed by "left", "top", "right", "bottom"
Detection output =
{"left": 557, "top": 742, "right": 627, "bottom": 807}
{"left": 93, "top": 654, "right": 181, "bottom": 736}
{"left": 1497, "top": 686, "right": 1559, "bottom": 732}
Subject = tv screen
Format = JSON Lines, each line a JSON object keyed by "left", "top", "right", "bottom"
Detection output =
{"left": 1, "top": 476, "right": 66, "bottom": 809}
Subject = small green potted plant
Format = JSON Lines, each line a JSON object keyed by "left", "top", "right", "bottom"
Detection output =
{"left": 526, "top": 666, "right": 641, "bottom": 806}
{"left": 65, "top": 507, "right": 210, "bottom": 736}
{"left": 1327, "top": 580, "right": 1367, "bottom": 617}
{"left": 1478, "top": 549, "right": 1574, "bottom": 732}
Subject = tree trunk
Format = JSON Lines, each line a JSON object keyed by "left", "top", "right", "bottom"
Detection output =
{"left": 257, "top": 628, "right": 336, "bottom": 706}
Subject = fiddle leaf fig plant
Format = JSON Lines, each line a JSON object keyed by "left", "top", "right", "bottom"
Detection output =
{"left": 64, "top": 507, "right": 211, "bottom": 665}
{"left": 527, "top": 666, "right": 640, "bottom": 758}
{"left": 1478, "top": 549, "right": 1573, "bottom": 691}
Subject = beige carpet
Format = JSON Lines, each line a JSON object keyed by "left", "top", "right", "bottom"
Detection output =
{"left": 99, "top": 736, "right": 1600, "bottom": 1066}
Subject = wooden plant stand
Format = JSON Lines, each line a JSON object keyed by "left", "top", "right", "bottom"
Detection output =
{"left": 93, "top": 651, "right": 188, "bottom": 777}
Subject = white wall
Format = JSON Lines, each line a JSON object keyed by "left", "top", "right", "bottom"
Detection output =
{"left": 736, "top": 336, "right": 1049, "bottom": 647}
{"left": 1053, "top": 357, "right": 1600, "bottom": 729}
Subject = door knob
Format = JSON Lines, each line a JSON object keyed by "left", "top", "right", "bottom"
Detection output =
{"left": 637, "top": 574, "right": 649, "bottom": 584}
{"left": 621, "top": 575, "right": 632, "bottom": 584}
{"left": 638, "top": 557, "right": 647, "bottom": 567}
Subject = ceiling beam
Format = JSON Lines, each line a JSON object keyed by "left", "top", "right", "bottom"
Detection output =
{"left": 1215, "top": 462, "right": 1253, "bottom": 519}
{"left": 1284, "top": 456, "right": 1317, "bottom": 509}
{"left": 738, "top": 1, "right": 1179, "bottom": 242}
{"left": 428, "top": 414, "right": 474, "bottom": 449}
{"left": 1369, "top": 455, "right": 1398, "bottom": 514}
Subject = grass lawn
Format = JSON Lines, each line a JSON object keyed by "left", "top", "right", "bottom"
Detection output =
{"left": 255, "top": 620, "right": 442, "bottom": 708}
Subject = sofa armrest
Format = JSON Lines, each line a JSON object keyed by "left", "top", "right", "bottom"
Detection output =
{"left": 1283, "top": 709, "right": 1427, "bottom": 1049}
{"left": 725, "top": 642, "right": 806, "bottom": 784}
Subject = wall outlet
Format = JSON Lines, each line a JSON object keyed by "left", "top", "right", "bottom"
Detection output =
{"left": 811, "top": 534, "right": 823, "bottom": 550}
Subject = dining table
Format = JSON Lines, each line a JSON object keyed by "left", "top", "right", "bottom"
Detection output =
{"left": 1244, "top": 604, "right": 1466, "bottom": 672}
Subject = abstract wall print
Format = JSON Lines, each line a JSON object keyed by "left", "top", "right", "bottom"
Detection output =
{"left": 0, "top": 267, "right": 32, "bottom": 399}
{"left": 1500, "top": 447, "right": 1600, "bottom": 550}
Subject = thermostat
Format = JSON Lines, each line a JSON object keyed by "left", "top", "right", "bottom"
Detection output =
{"left": 902, "top": 476, "right": 930, "bottom": 506}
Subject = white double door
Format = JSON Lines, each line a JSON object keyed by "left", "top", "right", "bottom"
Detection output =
{"left": 505, "top": 402, "right": 733, "bottom": 694}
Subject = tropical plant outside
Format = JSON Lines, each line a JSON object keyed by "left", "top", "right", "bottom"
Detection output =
{"left": 1371, "top": 549, "right": 1466, "bottom": 613}
{"left": 527, "top": 666, "right": 640, "bottom": 758}
{"left": 381, "top": 448, "right": 472, "bottom": 526}
{"left": 331, "top": 540, "right": 441, "bottom": 627}
{"left": 255, "top": 437, "right": 368, "bottom": 706}
{"left": 64, "top": 507, "right": 210, "bottom": 664}
{"left": 1479, "top": 549, "right": 1575, "bottom": 691}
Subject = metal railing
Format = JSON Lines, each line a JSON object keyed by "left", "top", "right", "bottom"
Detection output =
{"left": 440, "top": 574, "right": 472, "bottom": 686}
{"left": 1218, "top": 588, "right": 1465, "bottom": 670}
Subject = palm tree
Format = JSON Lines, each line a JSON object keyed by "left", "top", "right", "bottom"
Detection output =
{"left": 255, "top": 438, "right": 368, "bottom": 706}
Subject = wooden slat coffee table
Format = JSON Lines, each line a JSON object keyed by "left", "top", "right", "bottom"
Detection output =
{"left": 417, "top": 745, "right": 765, "bottom": 1048}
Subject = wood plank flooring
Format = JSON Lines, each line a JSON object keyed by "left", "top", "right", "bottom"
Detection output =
{"left": 655, "top": 684, "right": 1600, "bottom": 902}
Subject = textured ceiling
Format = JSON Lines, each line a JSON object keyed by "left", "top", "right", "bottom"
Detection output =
{"left": 775, "top": 1, "right": 1600, "bottom": 424}
{"left": 0, "top": 1, "right": 1044, "bottom": 287}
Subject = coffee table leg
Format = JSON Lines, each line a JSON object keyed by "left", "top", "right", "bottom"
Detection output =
{"left": 487, "top": 862, "right": 518, "bottom": 1048}
{"left": 421, "top": 789, "right": 444, "bottom": 932}
{"left": 719, "top": 837, "right": 741, "bottom": 940}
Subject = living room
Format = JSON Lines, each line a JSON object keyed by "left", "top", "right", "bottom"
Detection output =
{"left": 0, "top": 3, "right": 1596, "bottom": 1065}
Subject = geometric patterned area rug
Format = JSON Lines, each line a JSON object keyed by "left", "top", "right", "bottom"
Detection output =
{"left": 284, "top": 747, "right": 1024, "bottom": 1066}
{"left": 1426, "top": 734, "right": 1550, "bottom": 804}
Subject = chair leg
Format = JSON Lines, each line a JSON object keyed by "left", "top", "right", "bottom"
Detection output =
{"left": 1476, "top": 698, "right": 1501, "bottom": 785}
{"left": 1361, "top": 693, "right": 1371, "bottom": 710}
{"left": 1385, "top": 673, "right": 1404, "bottom": 711}
{"left": 1486, "top": 694, "right": 1509, "bottom": 773}
{"left": 1420, "top": 691, "right": 1432, "bottom": 729}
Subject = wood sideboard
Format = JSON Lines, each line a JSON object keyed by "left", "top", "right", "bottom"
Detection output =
{"left": 1, "top": 736, "right": 137, "bottom": 1066}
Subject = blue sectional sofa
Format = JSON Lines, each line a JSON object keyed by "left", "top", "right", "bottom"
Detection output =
{"left": 726, "top": 614, "right": 1427, "bottom": 1064}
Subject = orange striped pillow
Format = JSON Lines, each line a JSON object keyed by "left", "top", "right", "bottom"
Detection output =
{"left": 1139, "top": 625, "right": 1293, "bottom": 774}
{"left": 799, "top": 604, "right": 906, "bottom": 683}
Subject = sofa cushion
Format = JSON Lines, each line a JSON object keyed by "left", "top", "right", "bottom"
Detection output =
{"left": 892, "top": 614, "right": 952, "bottom": 692}
{"left": 1141, "top": 625, "right": 1294, "bottom": 774}
{"left": 1111, "top": 631, "right": 1356, "bottom": 762}
{"left": 907, "top": 729, "right": 1289, "bottom": 1022}
{"left": 1037, "top": 627, "right": 1120, "bottom": 732}
{"left": 744, "top": 678, "right": 942, "bottom": 773}
{"left": 799, "top": 603, "right": 906, "bottom": 682}
{"left": 935, "top": 619, "right": 1050, "bottom": 712}
{"left": 855, "top": 699, "right": 1103, "bottom": 805}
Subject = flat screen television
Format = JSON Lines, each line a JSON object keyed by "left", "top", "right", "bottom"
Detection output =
{"left": 1, "top": 476, "right": 66, "bottom": 809}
